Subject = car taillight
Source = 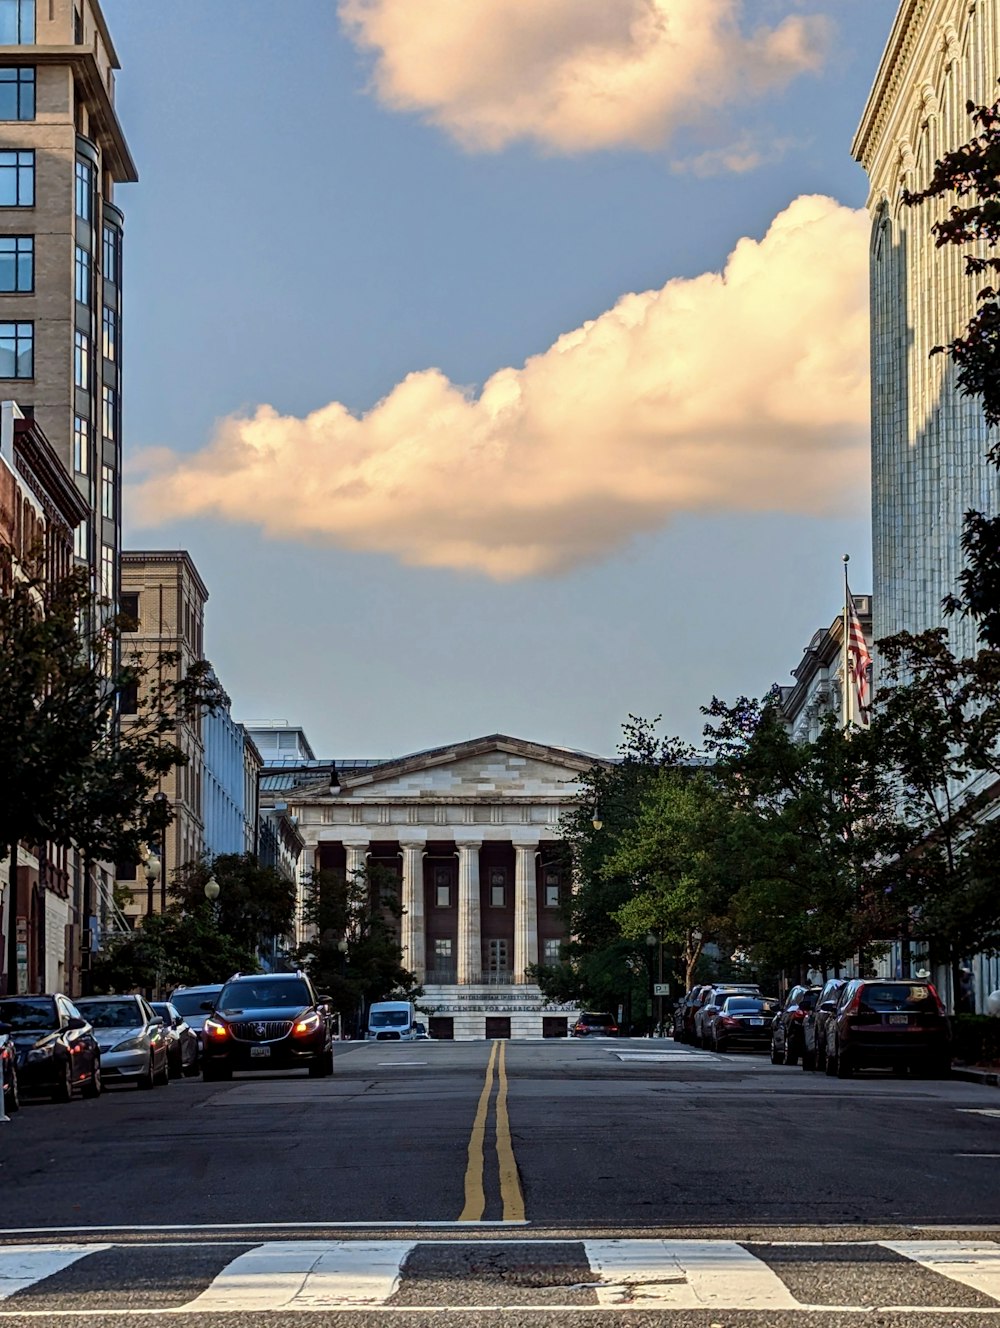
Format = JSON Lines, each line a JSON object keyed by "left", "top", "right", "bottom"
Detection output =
{"left": 608, "top": 1026, "right": 617, "bottom": 1033}
{"left": 841, "top": 990, "right": 861, "bottom": 1018}
{"left": 792, "top": 1009, "right": 807, "bottom": 1020}
{"left": 203, "top": 1018, "right": 229, "bottom": 1040}
{"left": 721, "top": 1017, "right": 740, "bottom": 1028}
{"left": 928, "top": 984, "right": 947, "bottom": 1016}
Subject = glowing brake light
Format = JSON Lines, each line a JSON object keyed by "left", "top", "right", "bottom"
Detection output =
{"left": 203, "top": 1018, "right": 229, "bottom": 1040}
{"left": 293, "top": 1012, "right": 322, "bottom": 1036}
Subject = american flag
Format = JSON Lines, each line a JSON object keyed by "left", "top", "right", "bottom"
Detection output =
{"left": 846, "top": 591, "right": 872, "bottom": 722}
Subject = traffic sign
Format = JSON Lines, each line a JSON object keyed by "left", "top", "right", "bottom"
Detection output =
{"left": 653, "top": 983, "right": 670, "bottom": 996}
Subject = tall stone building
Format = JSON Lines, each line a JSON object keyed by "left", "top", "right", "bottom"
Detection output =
{"left": 852, "top": 0, "right": 1000, "bottom": 656}
{"left": 0, "top": 0, "right": 135, "bottom": 597}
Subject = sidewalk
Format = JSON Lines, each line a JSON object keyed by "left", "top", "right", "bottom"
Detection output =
{"left": 951, "top": 1064, "right": 1000, "bottom": 1088}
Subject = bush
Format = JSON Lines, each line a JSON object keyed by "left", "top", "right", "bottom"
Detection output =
{"left": 952, "top": 1014, "right": 1000, "bottom": 1066}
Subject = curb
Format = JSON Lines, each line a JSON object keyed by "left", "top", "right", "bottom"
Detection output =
{"left": 951, "top": 1065, "right": 1000, "bottom": 1087}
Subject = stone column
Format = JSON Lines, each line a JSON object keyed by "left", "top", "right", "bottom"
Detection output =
{"left": 400, "top": 842, "right": 425, "bottom": 982}
{"left": 513, "top": 840, "right": 539, "bottom": 982}
{"left": 344, "top": 842, "right": 369, "bottom": 878}
{"left": 456, "top": 841, "right": 482, "bottom": 986}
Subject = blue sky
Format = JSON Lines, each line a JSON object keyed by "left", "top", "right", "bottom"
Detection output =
{"left": 109, "top": 0, "right": 897, "bottom": 759}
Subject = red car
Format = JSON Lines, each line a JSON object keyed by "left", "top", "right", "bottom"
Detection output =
{"left": 824, "top": 979, "right": 951, "bottom": 1078}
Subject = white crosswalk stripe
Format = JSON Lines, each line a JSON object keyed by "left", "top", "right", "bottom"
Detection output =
{"left": 1, "top": 1238, "right": 1000, "bottom": 1313}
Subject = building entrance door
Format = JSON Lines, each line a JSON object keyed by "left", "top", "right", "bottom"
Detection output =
{"left": 485, "top": 1017, "right": 511, "bottom": 1039}
{"left": 429, "top": 1016, "right": 454, "bottom": 1040}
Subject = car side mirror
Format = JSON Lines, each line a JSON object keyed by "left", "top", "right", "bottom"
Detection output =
{"left": 152, "top": 1017, "right": 164, "bottom": 1027}
{"left": 820, "top": 1000, "right": 836, "bottom": 1012}
{"left": 66, "top": 1017, "right": 87, "bottom": 1031}
{"left": 200, "top": 1001, "right": 215, "bottom": 1011}
{"left": 317, "top": 995, "right": 332, "bottom": 1005}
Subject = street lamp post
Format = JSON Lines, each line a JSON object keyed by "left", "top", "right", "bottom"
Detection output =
{"left": 646, "top": 931, "right": 664, "bottom": 1036}
{"left": 144, "top": 852, "right": 161, "bottom": 921}
{"left": 336, "top": 937, "right": 348, "bottom": 1039}
{"left": 152, "top": 791, "right": 170, "bottom": 913}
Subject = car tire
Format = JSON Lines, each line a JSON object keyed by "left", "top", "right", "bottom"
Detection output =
{"left": 801, "top": 1048, "right": 816, "bottom": 1072}
{"left": 824, "top": 1045, "right": 838, "bottom": 1076}
{"left": 154, "top": 1055, "right": 170, "bottom": 1087}
{"left": 714, "top": 1035, "right": 726, "bottom": 1054}
{"left": 202, "top": 1062, "right": 231, "bottom": 1082}
{"left": 836, "top": 1048, "right": 853, "bottom": 1079}
{"left": 51, "top": 1059, "right": 73, "bottom": 1103}
{"left": 308, "top": 1048, "right": 334, "bottom": 1078}
{"left": 783, "top": 1036, "right": 800, "bottom": 1067}
{"left": 81, "top": 1063, "right": 102, "bottom": 1099}
{"left": 183, "top": 1056, "right": 200, "bottom": 1078}
{"left": 4, "top": 1068, "right": 19, "bottom": 1114}
{"left": 137, "top": 1056, "right": 155, "bottom": 1090}
{"left": 169, "top": 1051, "right": 183, "bottom": 1080}
{"left": 815, "top": 1041, "right": 827, "bottom": 1073}
{"left": 769, "top": 1040, "right": 783, "bottom": 1065}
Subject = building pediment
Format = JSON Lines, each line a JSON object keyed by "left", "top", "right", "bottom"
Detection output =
{"left": 335, "top": 734, "right": 602, "bottom": 801}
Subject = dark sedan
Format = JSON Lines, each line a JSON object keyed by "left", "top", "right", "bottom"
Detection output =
{"left": 770, "top": 985, "right": 821, "bottom": 1067}
{"left": 201, "top": 973, "right": 334, "bottom": 1080}
{"left": 708, "top": 995, "right": 781, "bottom": 1052}
{"left": 0, "top": 1021, "right": 17, "bottom": 1114}
{"left": 0, "top": 995, "right": 101, "bottom": 1102}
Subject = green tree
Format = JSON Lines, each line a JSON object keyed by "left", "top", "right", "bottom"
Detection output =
{"left": 293, "top": 862, "right": 416, "bottom": 1034}
{"left": 0, "top": 552, "right": 225, "bottom": 993}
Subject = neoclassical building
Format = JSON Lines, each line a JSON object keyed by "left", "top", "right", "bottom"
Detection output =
{"left": 283, "top": 735, "right": 599, "bottom": 1039}
{"left": 853, "top": 0, "right": 1000, "bottom": 658}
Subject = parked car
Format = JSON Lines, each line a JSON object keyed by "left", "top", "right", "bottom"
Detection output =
{"left": 75, "top": 995, "right": 169, "bottom": 1089}
{"left": 151, "top": 1002, "right": 200, "bottom": 1078}
{"left": 571, "top": 1012, "right": 619, "bottom": 1038}
{"left": 693, "top": 985, "right": 762, "bottom": 1048}
{"left": 803, "top": 978, "right": 846, "bottom": 1072}
{"left": 0, "top": 994, "right": 101, "bottom": 1102}
{"left": 0, "top": 1020, "right": 18, "bottom": 1114}
{"left": 201, "top": 972, "right": 335, "bottom": 1080}
{"left": 770, "top": 985, "right": 822, "bottom": 1067}
{"left": 708, "top": 994, "right": 781, "bottom": 1053}
{"left": 166, "top": 984, "right": 225, "bottom": 1050}
{"left": 823, "top": 979, "right": 951, "bottom": 1079}
{"left": 677, "top": 987, "right": 712, "bottom": 1043}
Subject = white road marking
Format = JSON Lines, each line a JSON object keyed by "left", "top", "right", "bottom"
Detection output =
{"left": 957, "top": 1109, "right": 1000, "bottom": 1118}
{"left": 377, "top": 1061, "right": 427, "bottom": 1066}
{"left": 0, "top": 1245, "right": 111, "bottom": 1300}
{"left": 583, "top": 1239, "right": 800, "bottom": 1309}
{"left": 179, "top": 1240, "right": 416, "bottom": 1311}
{"left": 882, "top": 1240, "right": 1000, "bottom": 1302}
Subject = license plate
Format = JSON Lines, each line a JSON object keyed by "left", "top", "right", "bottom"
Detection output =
{"left": 749, "top": 1019, "right": 764, "bottom": 1026}
{"left": 250, "top": 1045, "right": 271, "bottom": 1057}
{"left": 888, "top": 1015, "right": 909, "bottom": 1025}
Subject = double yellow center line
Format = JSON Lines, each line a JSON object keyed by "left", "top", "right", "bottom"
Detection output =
{"left": 459, "top": 1040, "right": 525, "bottom": 1222}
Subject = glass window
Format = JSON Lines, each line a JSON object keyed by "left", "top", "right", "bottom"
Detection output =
{"left": 0, "top": 319, "right": 31, "bottom": 376}
{"left": 119, "top": 591, "right": 138, "bottom": 626}
{"left": 490, "top": 884, "right": 505, "bottom": 907}
{"left": 435, "top": 884, "right": 450, "bottom": 907}
{"left": 0, "top": 149, "right": 32, "bottom": 205}
{"left": 73, "top": 519, "right": 87, "bottom": 560}
{"left": 118, "top": 678, "right": 138, "bottom": 716}
{"left": 543, "top": 938, "right": 561, "bottom": 964}
{"left": 0, "top": 0, "right": 35, "bottom": 44}
{"left": 0, "top": 66, "right": 34, "bottom": 120}
{"left": 102, "top": 224, "right": 119, "bottom": 285}
{"left": 102, "top": 384, "right": 116, "bottom": 439}
{"left": 101, "top": 463, "right": 114, "bottom": 519}
{"left": 100, "top": 543, "right": 114, "bottom": 600}
{"left": 74, "top": 244, "right": 89, "bottom": 303}
{"left": 75, "top": 159, "right": 91, "bottom": 219}
{"left": 0, "top": 234, "right": 31, "bottom": 291}
{"left": 74, "top": 329, "right": 89, "bottom": 389}
{"left": 72, "top": 414, "right": 88, "bottom": 473}
{"left": 544, "top": 884, "right": 559, "bottom": 908}
{"left": 434, "top": 938, "right": 452, "bottom": 960}
{"left": 102, "top": 306, "right": 116, "bottom": 360}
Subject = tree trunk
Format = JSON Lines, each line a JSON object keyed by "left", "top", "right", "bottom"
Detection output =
{"left": 6, "top": 842, "right": 18, "bottom": 996}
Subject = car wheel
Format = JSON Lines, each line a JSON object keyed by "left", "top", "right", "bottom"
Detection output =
{"left": 308, "top": 1048, "right": 334, "bottom": 1078}
{"left": 183, "top": 1055, "right": 200, "bottom": 1078}
{"left": 51, "top": 1059, "right": 73, "bottom": 1103}
{"left": 815, "top": 1041, "right": 827, "bottom": 1073}
{"left": 202, "top": 1062, "right": 232, "bottom": 1082}
{"left": 169, "top": 1050, "right": 182, "bottom": 1080}
{"left": 137, "top": 1056, "right": 155, "bottom": 1090}
{"left": 824, "top": 1045, "right": 838, "bottom": 1076}
{"left": 836, "top": 1048, "right": 853, "bottom": 1079}
{"left": 769, "top": 1040, "right": 783, "bottom": 1065}
{"left": 4, "top": 1067, "right": 19, "bottom": 1114}
{"left": 81, "top": 1063, "right": 102, "bottom": 1099}
{"left": 154, "top": 1054, "right": 170, "bottom": 1087}
{"left": 801, "top": 1048, "right": 816, "bottom": 1072}
{"left": 922, "top": 1056, "right": 951, "bottom": 1080}
{"left": 714, "top": 1035, "right": 726, "bottom": 1054}
{"left": 783, "top": 1035, "right": 800, "bottom": 1067}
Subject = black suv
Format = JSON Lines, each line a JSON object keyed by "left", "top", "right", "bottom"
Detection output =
{"left": 571, "top": 1011, "right": 619, "bottom": 1037}
{"left": 200, "top": 973, "right": 334, "bottom": 1081}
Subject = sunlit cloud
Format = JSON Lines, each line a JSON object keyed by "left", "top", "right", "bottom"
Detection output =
{"left": 128, "top": 195, "right": 870, "bottom": 581}
{"left": 338, "top": 0, "right": 831, "bottom": 155}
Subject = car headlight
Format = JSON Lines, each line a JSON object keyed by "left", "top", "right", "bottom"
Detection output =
{"left": 111, "top": 1035, "right": 147, "bottom": 1053}
{"left": 203, "top": 1017, "right": 230, "bottom": 1041}
{"left": 26, "top": 1048, "right": 51, "bottom": 1062}
{"left": 293, "top": 1012, "right": 322, "bottom": 1036}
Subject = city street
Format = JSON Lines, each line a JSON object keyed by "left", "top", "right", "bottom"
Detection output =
{"left": 1, "top": 1037, "right": 1000, "bottom": 1324}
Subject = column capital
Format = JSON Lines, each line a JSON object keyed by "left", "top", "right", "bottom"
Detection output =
{"left": 511, "top": 835, "right": 541, "bottom": 850}
{"left": 454, "top": 835, "right": 483, "bottom": 851}
{"left": 399, "top": 840, "right": 426, "bottom": 852}
{"left": 341, "top": 838, "right": 371, "bottom": 849}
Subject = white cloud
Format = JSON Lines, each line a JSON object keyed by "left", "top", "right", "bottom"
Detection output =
{"left": 338, "top": 0, "right": 830, "bottom": 155}
{"left": 128, "top": 195, "right": 870, "bottom": 581}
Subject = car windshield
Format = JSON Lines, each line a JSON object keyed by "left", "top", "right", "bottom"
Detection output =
{"left": 169, "top": 990, "right": 221, "bottom": 1016}
{"left": 0, "top": 998, "right": 57, "bottom": 1031}
{"left": 724, "top": 998, "right": 764, "bottom": 1011}
{"left": 218, "top": 980, "right": 311, "bottom": 1010}
{"left": 581, "top": 1014, "right": 614, "bottom": 1025}
{"left": 76, "top": 1000, "right": 142, "bottom": 1027}
{"left": 370, "top": 1010, "right": 410, "bottom": 1027}
{"left": 860, "top": 984, "right": 939, "bottom": 1013}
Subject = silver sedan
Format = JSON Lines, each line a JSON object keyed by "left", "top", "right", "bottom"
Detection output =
{"left": 74, "top": 996, "right": 169, "bottom": 1089}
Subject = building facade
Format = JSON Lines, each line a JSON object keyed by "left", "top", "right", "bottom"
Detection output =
{"left": 202, "top": 701, "right": 261, "bottom": 860}
{"left": 0, "top": 0, "right": 135, "bottom": 598}
{"left": 117, "top": 550, "right": 208, "bottom": 919}
{"left": 289, "top": 735, "right": 593, "bottom": 1040}
{"left": 780, "top": 595, "right": 873, "bottom": 740}
{"left": 853, "top": 0, "right": 1000, "bottom": 657}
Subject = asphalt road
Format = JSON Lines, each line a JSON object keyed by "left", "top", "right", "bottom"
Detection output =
{"left": 1, "top": 1036, "right": 1000, "bottom": 1325}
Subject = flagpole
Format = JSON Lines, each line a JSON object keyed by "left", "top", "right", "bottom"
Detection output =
{"left": 842, "top": 554, "right": 852, "bottom": 728}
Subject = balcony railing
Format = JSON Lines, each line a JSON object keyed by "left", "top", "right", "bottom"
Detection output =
{"left": 421, "top": 969, "right": 522, "bottom": 986}
{"left": 422, "top": 969, "right": 457, "bottom": 985}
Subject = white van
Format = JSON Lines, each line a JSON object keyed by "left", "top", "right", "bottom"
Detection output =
{"left": 366, "top": 1000, "right": 416, "bottom": 1041}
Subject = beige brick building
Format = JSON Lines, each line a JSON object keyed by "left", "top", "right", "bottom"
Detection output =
{"left": 0, "top": 0, "right": 135, "bottom": 595}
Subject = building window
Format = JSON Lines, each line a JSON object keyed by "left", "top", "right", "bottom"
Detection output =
{"left": 102, "top": 384, "right": 116, "bottom": 440}
{"left": 118, "top": 679, "right": 138, "bottom": 716}
{"left": 74, "top": 244, "right": 90, "bottom": 303}
{"left": 102, "top": 224, "right": 119, "bottom": 285}
{"left": 544, "top": 883, "right": 560, "bottom": 908}
{"left": 0, "top": 234, "right": 31, "bottom": 291}
{"left": 435, "top": 884, "right": 450, "bottom": 908}
{"left": 73, "top": 414, "right": 88, "bottom": 473}
{"left": 74, "top": 330, "right": 89, "bottom": 389}
{"left": 0, "top": 149, "right": 33, "bottom": 205}
{"left": 0, "top": 320, "right": 32, "bottom": 377}
{"left": 100, "top": 543, "right": 114, "bottom": 600}
{"left": 0, "top": 67, "right": 34, "bottom": 120}
{"left": 490, "top": 883, "right": 505, "bottom": 908}
{"left": 102, "top": 306, "right": 116, "bottom": 360}
{"left": 75, "top": 158, "right": 91, "bottom": 219}
{"left": 433, "top": 937, "right": 452, "bottom": 965}
{"left": 73, "top": 519, "right": 87, "bottom": 560}
{"left": 542, "top": 938, "right": 561, "bottom": 965}
{"left": 0, "top": 0, "right": 35, "bottom": 44}
{"left": 119, "top": 591, "right": 139, "bottom": 625}
{"left": 101, "top": 463, "right": 114, "bottom": 519}
{"left": 485, "top": 938, "right": 508, "bottom": 972}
